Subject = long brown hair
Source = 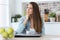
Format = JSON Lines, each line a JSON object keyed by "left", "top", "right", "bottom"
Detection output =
{"left": 29, "top": 2, "right": 42, "bottom": 33}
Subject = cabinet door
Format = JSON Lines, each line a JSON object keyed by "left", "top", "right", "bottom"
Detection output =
{"left": 45, "top": 22, "right": 60, "bottom": 35}
{"left": 0, "top": 5, "right": 9, "bottom": 27}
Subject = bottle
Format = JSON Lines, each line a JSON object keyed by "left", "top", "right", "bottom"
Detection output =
{"left": 44, "top": 9, "right": 49, "bottom": 22}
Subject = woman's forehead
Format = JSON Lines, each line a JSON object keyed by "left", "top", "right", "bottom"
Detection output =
{"left": 27, "top": 4, "right": 33, "bottom": 8}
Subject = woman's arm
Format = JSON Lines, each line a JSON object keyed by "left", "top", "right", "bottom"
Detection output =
{"left": 23, "top": 15, "right": 29, "bottom": 26}
{"left": 42, "top": 18, "right": 45, "bottom": 35}
{"left": 15, "top": 16, "right": 29, "bottom": 34}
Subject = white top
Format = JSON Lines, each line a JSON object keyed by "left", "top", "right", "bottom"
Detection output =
{"left": 26, "top": 28, "right": 36, "bottom": 34}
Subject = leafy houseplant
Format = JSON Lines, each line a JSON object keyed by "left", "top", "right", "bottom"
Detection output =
{"left": 11, "top": 14, "right": 21, "bottom": 22}
{"left": 49, "top": 12, "right": 56, "bottom": 18}
{"left": 49, "top": 12, "right": 56, "bottom": 22}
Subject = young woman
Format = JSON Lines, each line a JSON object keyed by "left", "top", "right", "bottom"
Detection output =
{"left": 16, "top": 2, "right": 44, "bottom": 34}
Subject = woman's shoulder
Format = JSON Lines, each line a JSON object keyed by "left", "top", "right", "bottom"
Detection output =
{"left": 19, "top": 16, "right": 26, "bottom": 22}
{"left": 19, "top": 16, "right": 26, "bottom": 23}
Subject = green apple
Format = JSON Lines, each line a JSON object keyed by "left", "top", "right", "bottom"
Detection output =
{"left": 2, "top": 32, "right": 8, "bottom": 38}
{"left": 9, "top": 34, "right": 14, "bottom": 38}
{"left": 0, "top": 28, "right": 5, "bottom": 34}
{"left": 7, "top": 27, "right": 14, "bottom": 34}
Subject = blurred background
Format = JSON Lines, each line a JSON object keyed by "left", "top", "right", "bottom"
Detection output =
{"left": 10, "top": 1, "right": 60, "bottom": 35}
{"left": 10, "top": 1, "right": 60, "bottom": 23}
{"left": 0, "top": 0, "right": 60, "bottom": 35}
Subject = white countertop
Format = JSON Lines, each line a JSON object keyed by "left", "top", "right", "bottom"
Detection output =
{"left": 11, "top": 35, "right": 60, "bottom": 40}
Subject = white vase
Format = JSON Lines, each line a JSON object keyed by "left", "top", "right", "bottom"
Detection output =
{"left": 50, "top": 17, "right": 55, "bottom": 22}
{"left": 12, "top": 18, "right": 15, "bottom": 22}
{"left": 17, "top": 18, "right": 20, "bottom": 22}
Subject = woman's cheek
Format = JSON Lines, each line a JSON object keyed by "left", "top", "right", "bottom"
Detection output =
{"left": 26, "top": 9, "right": 33, "bottom": 15}
{"left": 29, "top": 10, "right": 33, "bottom": 14}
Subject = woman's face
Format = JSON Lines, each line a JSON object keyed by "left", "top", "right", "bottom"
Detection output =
{"left": 26, "top": 4, "right": 33, "bottom": 15}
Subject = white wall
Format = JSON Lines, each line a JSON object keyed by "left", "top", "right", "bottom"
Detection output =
{"left": 15, "top": 0, "right": 60, "bottom": 16}
{"left": 0, "top": 0, "right": 9, "bottom": 27}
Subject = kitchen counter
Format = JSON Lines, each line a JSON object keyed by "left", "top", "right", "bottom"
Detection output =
{"left": 11, "top": 35, "right": 60, "bottom": 40}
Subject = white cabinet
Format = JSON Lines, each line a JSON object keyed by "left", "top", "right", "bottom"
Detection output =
{"left": 0, "top": 0, "right": 8, "bottom": 4}
{"left": 0, "top": 5, "right": 9, "bottom": 27}
{"left": 11, "top": 22, "right": 19, "bottom": 31}
{"left": 0, "top": 0, "right": 9, "bottom": 27}
{"left": 45, "top": 22, "right": 60, "bottom": 35}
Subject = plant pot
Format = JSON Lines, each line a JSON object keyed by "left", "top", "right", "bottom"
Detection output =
{"left": 50, "top": 17, "right": 55, "bottom": 22}
{"left": 17, "top": 18, "right": 20, "bottom": 22}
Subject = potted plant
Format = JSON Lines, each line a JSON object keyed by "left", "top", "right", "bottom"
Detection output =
{"left": 11, "top": 14, "right": 21, "bottom": 22}
{"left": 49, "top": 12, "right": 56, "bottom": 22}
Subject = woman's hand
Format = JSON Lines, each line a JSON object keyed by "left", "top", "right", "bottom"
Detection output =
{"left": 26, "top": 15, "right": 29, "bottom": 20}
{"left": 26, "top": 12, "right": 31, "bottom": 19}
{"left": 23, "top": 14, "right": 30, "bottom": 26}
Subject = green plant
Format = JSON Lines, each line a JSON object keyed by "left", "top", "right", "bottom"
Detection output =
{"left": 11, "top": 14, "right": 22, "bottom": 22}
{"left": 49, "top": 12, "right": 56, "bottom": 18}
{"left": 15, "top": 14, "right": 21, "bottom": 18}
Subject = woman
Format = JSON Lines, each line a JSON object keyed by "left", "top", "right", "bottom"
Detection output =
{"left": 16, "top": 2, "right": 44, "bottom": 34}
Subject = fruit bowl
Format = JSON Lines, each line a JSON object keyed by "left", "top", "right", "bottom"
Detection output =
{"left": 0, "top": 27, "right": 14, "bottom": 40}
